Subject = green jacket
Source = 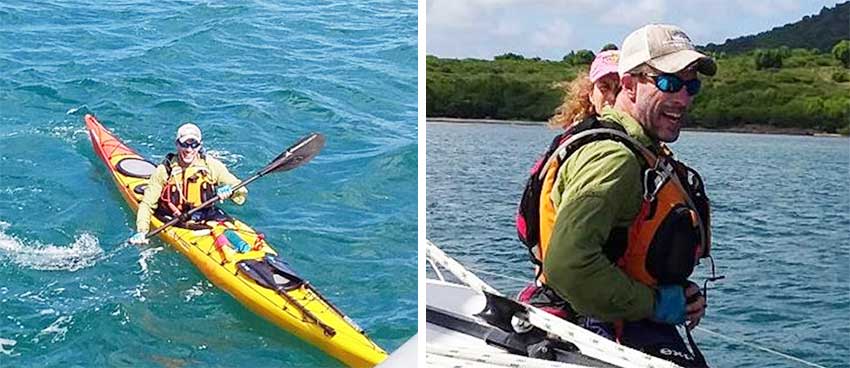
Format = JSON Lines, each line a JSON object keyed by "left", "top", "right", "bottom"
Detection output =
{"left": 136, "top": 155, "right": 247, "bottom": 233}
{"left": 542, "top": 106, "right": 662, "bottom": 322}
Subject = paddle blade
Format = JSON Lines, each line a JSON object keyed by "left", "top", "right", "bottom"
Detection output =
{"left": 259, "top": 133, "right": 325, "bottom": 176}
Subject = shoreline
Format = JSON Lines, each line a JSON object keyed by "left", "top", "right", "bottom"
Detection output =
{"left": 426, "top": 117, "right": 847, "bottom": 137}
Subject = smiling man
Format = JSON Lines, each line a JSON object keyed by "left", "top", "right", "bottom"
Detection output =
{"left": 128, "top": 123, "right": 247, "bottom": 245}
{"left": 535, "top": 24, "right": 717, "bottom": 367}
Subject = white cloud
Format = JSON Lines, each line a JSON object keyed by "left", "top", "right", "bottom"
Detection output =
{"left": 678, "top": 17, "right": 713, "bottom": 44}
{"left": 531, "top": 20, "right": 574, "bottom": 53}
{"left": 426, "top": 0, "right": 841, "bottom": 59}
{"left": 426, "top": 1, "right": 477, "bottom": 29}
{"left": 600, "top": 0, "right": 668, "bottom": 28}
{"left": 492, "top": 18, "right": 523, "bottom": 37}
{"left": 427, "top": 0, "right": 589, "bottom": 59}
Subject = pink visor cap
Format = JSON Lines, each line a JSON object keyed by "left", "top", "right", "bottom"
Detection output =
{"left": 589, "top": 50, "right": 619, "bottom": 83}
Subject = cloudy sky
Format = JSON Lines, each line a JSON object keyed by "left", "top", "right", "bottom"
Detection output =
{"left": 426, "top": 0, "right": 843, "bottom": 60}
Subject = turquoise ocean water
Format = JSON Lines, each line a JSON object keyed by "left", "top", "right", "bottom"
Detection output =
{"left": 427, "top": 122, "right": 850, "bottom": 368}
{"left": 0, "top": 1, "right": 417, "bottom": 366}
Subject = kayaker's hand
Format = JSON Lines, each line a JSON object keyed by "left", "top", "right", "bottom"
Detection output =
{"left": 216, "top": 185, "right": 233, "bottom": 200}
{"left": 652, "top": 284, "right": 686, "bottom": 325}
{"left": 684, "top": 281, "right": 706, "bottom": 330}
{"left": 129, "top": 232, "right": 149, "bottom": 245}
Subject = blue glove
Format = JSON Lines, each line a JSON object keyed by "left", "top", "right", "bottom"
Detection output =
{"left": 129, "top": 232, "right": 149, "bottom": 245}
{"left": 216, "top": 185, "right": 233, "bottom": 200}
{"left": 653, "top": 285, "right": 686, "bottom": 324}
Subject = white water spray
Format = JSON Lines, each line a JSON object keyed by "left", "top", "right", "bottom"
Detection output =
{"left": 0, "top": 221, "right": 103, "bottom": 272}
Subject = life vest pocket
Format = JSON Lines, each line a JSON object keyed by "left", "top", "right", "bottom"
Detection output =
{"left": 645, "top": 205, "right": 699, "bottom": 285}
{"left": 185, "top": 173, "right": 217, "bottom": 207}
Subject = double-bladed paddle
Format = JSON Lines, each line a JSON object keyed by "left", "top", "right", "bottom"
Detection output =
{"left": 146, "top": 133, "right": 325, "bottom": 238}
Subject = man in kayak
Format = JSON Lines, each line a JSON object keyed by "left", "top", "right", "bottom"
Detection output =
{"left": 129, "top": 123, "right": 247, "bottom": 244}
{"left": 519, "top": 24, "right": 715, "bottom": 367}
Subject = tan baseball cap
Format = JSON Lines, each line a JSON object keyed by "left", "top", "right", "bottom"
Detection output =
{"left": 176, "top": 123, "right": 202, "bottom": 143}
{"left": 618, "top": 24, "right": 716, "bottom": 77}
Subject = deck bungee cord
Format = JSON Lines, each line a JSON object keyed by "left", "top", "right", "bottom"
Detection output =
{"left": 427, "top": 240, "right": 827, "bottom": 368}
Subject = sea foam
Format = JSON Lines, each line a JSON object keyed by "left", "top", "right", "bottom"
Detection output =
{"left": 0, "top": 222, "right": 104, "bottom": 272}
{"left": 0, "top": 337, "right": 17, "bottom": 356}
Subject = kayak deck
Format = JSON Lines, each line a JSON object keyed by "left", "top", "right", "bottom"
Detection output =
{"left": 85, "top": 114, "right": 387, "bottom": 367}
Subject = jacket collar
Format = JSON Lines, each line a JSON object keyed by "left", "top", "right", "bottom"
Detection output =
{"left": 598, "top": 106, "right": 662, "bottom": 153}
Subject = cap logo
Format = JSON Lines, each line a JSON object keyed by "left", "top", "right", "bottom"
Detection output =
{"left": 664, "top": 29, "right": 694, "bottom": 49}
{"left": 668, "top": 30, "right": 691, "bottom": 42}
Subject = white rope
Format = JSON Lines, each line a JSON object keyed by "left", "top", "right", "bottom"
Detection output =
{"left": 466, "top": 266, "right": 531, "bottom": 283}
{"left": 695, "top": 327, "right": 827, "bottom": 368}
{"left": 428, "top": 343, "right": 591, "bottom": 368}
{"left": 426, "top": 240, "right": 682, "bottom": 368}
{"left": 426, "top": 240, "right": 501, "bottom": 295}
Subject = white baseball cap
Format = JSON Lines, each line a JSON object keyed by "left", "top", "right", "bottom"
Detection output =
{"left": 618, "top": 24, "right": 716, "bottom": 77}
{"left": 176, "top": 123, "right": 202, "bottom": 143}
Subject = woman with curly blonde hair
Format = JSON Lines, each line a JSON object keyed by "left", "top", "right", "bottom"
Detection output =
{"left": 549, "top": 50, "right": 620, "bottom": 129}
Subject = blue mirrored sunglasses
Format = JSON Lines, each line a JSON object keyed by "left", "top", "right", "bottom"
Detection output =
{"left": 177, "top": 139, "right": 201, "bottom": 149}
{"left": 647, "top": 74, "right": 701, "bottom": 96}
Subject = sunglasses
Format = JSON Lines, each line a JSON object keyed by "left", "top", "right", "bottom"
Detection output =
{"left": 177, "top": 139, "right": 201, "bottom": 149}
{"left": 644, "top": 73, "right": 701, "bottom": 96}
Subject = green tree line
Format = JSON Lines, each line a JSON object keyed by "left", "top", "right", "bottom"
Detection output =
{"left": 427, "top": 45, "right": 850, "bottom": 134}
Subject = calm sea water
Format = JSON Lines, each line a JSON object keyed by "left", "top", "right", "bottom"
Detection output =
{"left": 427, "top": 122, "right": 850, "bottom": 368}
{"left": 0, "top": 1, "right": 417, "bottom": 366}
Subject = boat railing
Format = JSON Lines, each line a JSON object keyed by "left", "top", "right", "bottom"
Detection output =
{"left": 426, "top": 239, "right": 682, "bottom": 368}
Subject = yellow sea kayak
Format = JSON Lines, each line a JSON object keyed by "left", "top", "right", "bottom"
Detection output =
{"left": 84, "top": 114, "right": 387, "bottom": 367}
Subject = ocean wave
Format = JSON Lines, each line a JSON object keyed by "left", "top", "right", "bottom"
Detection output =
{"left": 124, "top": 76, "right": 178, "bottom": 89}
{"left": 0, "top": 337, "right": 17, "bottom": 356}
{"left": 33, "top": 315, "right": 73, "bottom": 344}
{"left": 265, "top": 88, "right": 336, "bottom": 117}
{"left": 48, "top": 123, "right": 88, "bottom": 144}
{"left": 211, "top": 102, "right": 273, "bottom": 121}
{"left": 182, "top": 280, "right": 210, "bottom": 302}
{"left": 0, "top": 221, "right": 104, "bottom": 272}
{"left": 15, "top": 84, "right": 79, "bottom": 104}
{"left": 205, "top": 149, "right": 244, "bottom": 166}
{"left": 152, "top": 99, "right": 198, "bottom": 113}
{"left": 0, "top": 186, "right": 43, "bottom": 195}
{"left": 129, "top": 245, "right": 164, "bottom": 303}
{"left": 136, "top": 246, "right": 163, "bottom": 277}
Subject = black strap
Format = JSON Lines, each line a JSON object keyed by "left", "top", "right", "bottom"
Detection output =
{"left": 426, "top": 306, "right": 617, "bottom": 367}
{"left": 685, "top": 326, "right": 709, "bottom": 367}
{"left": 161, "top": 153, "right": 175, "bottom": 177}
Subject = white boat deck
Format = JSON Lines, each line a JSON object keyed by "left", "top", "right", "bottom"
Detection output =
{"left": 425, "top": 240, "right": 682, "bottom": 368}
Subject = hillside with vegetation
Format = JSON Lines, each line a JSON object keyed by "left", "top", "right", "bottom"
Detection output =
{"left": 703, "top": 2, "right": 849, "bottom": 54}
{"left": 427, "top": 3, "right": 850, "bottom": 134}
